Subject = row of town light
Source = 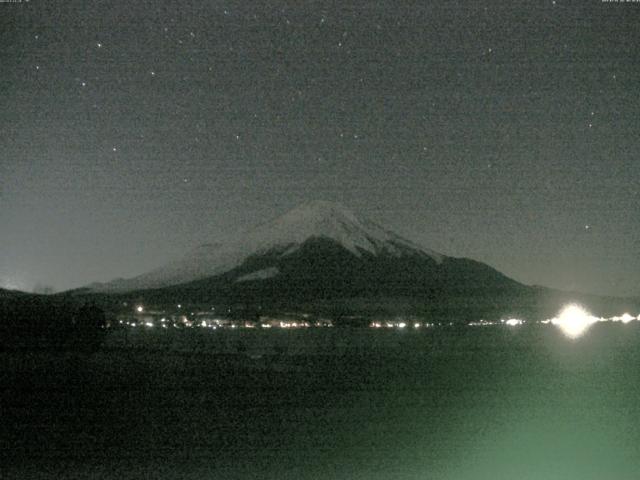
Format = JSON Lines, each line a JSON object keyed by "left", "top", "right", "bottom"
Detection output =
{"left": 132, "top": 304, "right": 638, "bottom": 339}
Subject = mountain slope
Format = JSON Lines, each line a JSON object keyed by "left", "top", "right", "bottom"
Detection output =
{"left": 0, "top": 288, "right": 30, "bottom": 299}
{"left": 134, "top": 236, "right": 523, "bottom": 304}
{"left": 90, "top": 200, "right": 446, "bottom": 292}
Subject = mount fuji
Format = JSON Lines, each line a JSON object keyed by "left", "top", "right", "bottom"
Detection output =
{"left": 79, "top": 201, "right": 538, "bottom": 317}
{"left": 78, "top": 201, "right": 640, "bottom": 320}
{"left": 89, "top": 201, "right": 515, "bottom": 292}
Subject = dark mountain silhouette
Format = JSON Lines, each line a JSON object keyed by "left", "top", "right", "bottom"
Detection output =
{"left": 72, "top": 201, "right": 639, "bottom": 321}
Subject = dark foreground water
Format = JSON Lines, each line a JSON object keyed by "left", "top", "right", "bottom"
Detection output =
{"left": 2, "top": 324, "right": 640, "bottom": 479}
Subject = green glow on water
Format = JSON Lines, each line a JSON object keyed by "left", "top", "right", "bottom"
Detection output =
{"left": 4, "top": 323, "right": 640, "bottom": 479}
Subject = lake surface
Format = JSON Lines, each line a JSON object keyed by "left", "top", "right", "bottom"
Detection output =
{"left": 3, "top": 324, "right": 640, "bottom": 479}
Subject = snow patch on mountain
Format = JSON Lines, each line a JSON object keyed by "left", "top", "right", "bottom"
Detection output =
{"left": 236, "top": 267, "right": 280, "bottom": 283}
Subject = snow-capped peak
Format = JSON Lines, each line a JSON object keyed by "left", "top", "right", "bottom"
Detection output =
{"left": 91, "top": 200, "right": 444, "bottom": 292}
{"left": 253, "top": 200, "right": 439, "bottom": 258}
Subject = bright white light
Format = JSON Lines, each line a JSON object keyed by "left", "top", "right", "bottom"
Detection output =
{"left": 136, "top": 306, "right": 144, "bottom": 313}
{"left": 551, "top": 305, "right": 596, "bottom": 338}
{"left": 504, "top": 318, "right": 523, "bottom": 327}
{"left": 201, "top": 320, "right": 207, "bottom": 327}
{"left": 398, "top": 322, "right": 406, "bottom": 329}
{"left": 620, "top": 313, "right": 634, "bottom": 324}
{"left": 145, "top": 322, "right": 153, "bottom": 328}
{"left": 414, "top": 323, "right": 421, "bottom": 329}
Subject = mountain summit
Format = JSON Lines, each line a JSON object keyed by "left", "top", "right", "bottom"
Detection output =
{"left": 91, "top": 200, "right": 447, "bottom": 292}
{"left": 249, "top": 200, "right": 444, "bottom": 261}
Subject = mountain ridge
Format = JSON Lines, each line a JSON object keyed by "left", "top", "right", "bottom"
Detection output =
{"left": 89, "top": 200, "right": 447, "bottom": 292}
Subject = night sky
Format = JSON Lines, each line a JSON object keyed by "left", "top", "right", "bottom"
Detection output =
{"left": 1, "top": 1, "right": 639, "bottom": 297}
